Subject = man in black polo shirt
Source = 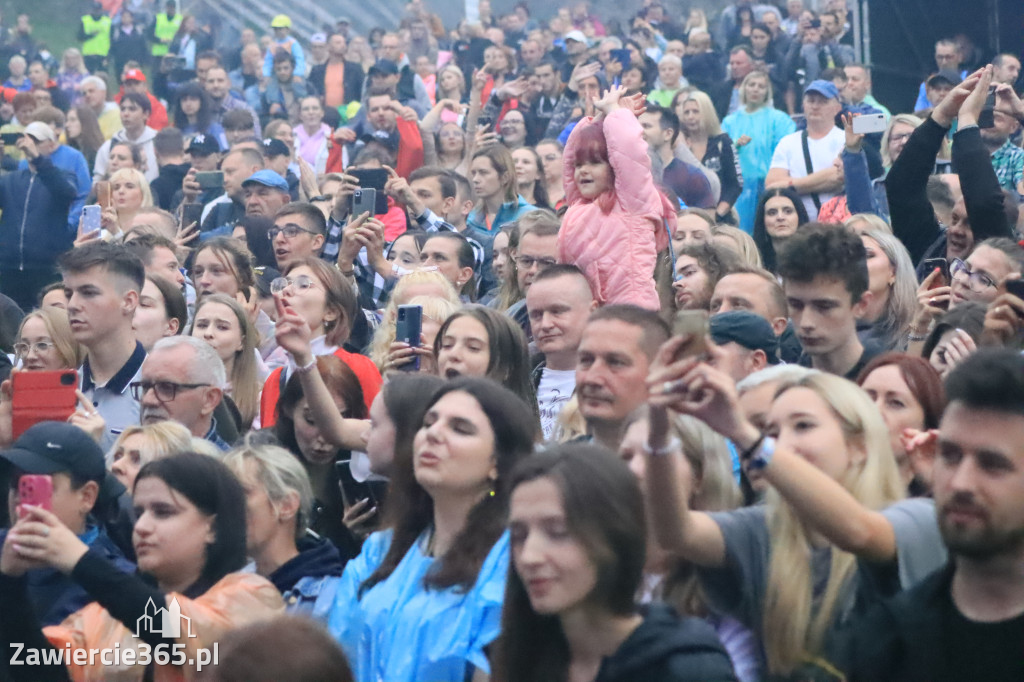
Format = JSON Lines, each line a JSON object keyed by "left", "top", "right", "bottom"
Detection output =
{"left": 846, "top": 348, "right": 1024, "bottom": 682}
{"left": 60, "top": 243, "right": 146, "bottom": 451}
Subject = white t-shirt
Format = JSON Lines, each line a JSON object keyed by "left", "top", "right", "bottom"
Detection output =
{"left": 537, "top": 367, "right": 576, "bottom": 442}
{"left": 769, "top": 126, "right": 846, "bottom": 220}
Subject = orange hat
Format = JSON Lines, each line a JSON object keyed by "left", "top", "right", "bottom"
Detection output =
{"left": 123, "top": 68, "right": 146, "bottom": 83}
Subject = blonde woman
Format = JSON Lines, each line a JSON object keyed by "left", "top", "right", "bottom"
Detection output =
{"left": 369, "top": 269, "right": 460, "bottom": 370}
{"left": 645, "top": 356, "right": 904, "bottom": 679}
{"left": 108, "top": 421, "right": 194, "bottom": 489}
{"left": 712, "top": 223, "right": 763, "bottom": 268}
{"left": 679, "top": 90, "right": 743, "bottom": 222}
{"left": 191, "top": 293, "right": 262, "bottom": 427}
{"left": 13, "top": 307, "right": 84, "bottom": 371}
{"left": 57, "top": 48, "right": 89, "bottom": 105}
{"left": 856, "top": 229, "right": 918, "bottom": 351}
{"left": 102, "top": 167, "right": 153, "bottom": 237}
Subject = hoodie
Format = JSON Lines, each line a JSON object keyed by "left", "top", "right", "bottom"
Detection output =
{"left": 595, "top": 604, "right": 738, "bottom": 682}
{"left": 269, "top": 534, "right": 347, "bottom": 619}
{"left": 93, "top": 125, "right": 159, "bottom": 182}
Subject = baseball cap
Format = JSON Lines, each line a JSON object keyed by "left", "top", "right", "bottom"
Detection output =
{"left": 804, "top": 79, "right": 839, "bottom": 100}
{"left": 927, "top": 69, "right": 962, "bottom": 88}
{"left": 186, "top": 132, "right": 221, "bottom": 155}
{"left": 368, "top": 59, "right": 400, "bottom": 77}
{"left": 261, "top": 137, "right": 290, "bottom": 158}
{"left": 242, "top": 169, "right": 289, "bottom": 192}
{"left": 122, "top": 68, "right": 146, "bottom": 83}
{"left": 270, "top": 14, "right": 291, "bottom": 29}
{"left": 710, "top": 311, "right": 780, "bottom": 365}
{"left": 24, "top": 121, "right": 56, "bottom": 143}
{"left": 310, "top": 32, "right": 327, "bottom": 44}
{"left": 1, "top": 422, "right": 126, "bottom": 500}
{"left": 564, "top": 30, "right": 587, "bottom": 44}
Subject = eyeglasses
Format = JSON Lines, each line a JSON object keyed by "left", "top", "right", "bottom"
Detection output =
{"left": 268, "top": 223, "right": 318, "bottom": 240}
{"left": 14, "top": 341, "right": 56, "bottom": 357}
{"left": 950, "top": 258, "right": 996, "bottom": 292}
{"left": 515, "top": 255, "right": 557, "bottom": 270}
{"left": 889, "top": 133, "right": 912, "bottom": 145}
{"left": 130, "top": 380, "right": 210, "bottom": 402}
{"left": 270, "top": 274, "right": 320, "bottom": 295}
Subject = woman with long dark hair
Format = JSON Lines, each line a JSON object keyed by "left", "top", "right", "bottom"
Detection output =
{"left": 172, "top": 81, "right": 227, "bottom": 149}
{"left": 752, "top": 186, "right": 809, "bottom": 272}
{"left": 0, "top": 451, "right": 283, "bottom": 680}
{"left": 327, "top": 377, "right": 537, "bottom": 682}
{"left": 495, "top": 443, "right": 736, "bottom": 682}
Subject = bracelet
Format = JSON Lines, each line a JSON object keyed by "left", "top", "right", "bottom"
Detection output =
{"left": 747, "top": 436, "right": 777, "bottom": 471}
{"left": 642, "top": 437, "right": 681, "bottom": 457}
{"left": 738, "top": 434, "right": 766, "bottom": 462}
{"left": 294, "top": 356, "right": 317, "bottom": 374}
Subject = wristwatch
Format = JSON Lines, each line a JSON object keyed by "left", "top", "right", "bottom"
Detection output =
{"left": 746, "top": 436, "right": 777, "bottom": 471}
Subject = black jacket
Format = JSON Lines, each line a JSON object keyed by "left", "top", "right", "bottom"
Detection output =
{"left": 150, "top": 161, "right": 190, "bottom": 210}
{"left": 886, "top": 117, "right": 1011, "bottom": 271}
{"left": 308, "top": 60, "right": 365, "bottom": 106}
{"left": 594, "top": 604, "right": 737, "bottom": 682}
{"left": 268, "top": 534, "right": 345, "bottom": 596}
{"left": 0, "top": 154, "right": 76, "bottom": 270}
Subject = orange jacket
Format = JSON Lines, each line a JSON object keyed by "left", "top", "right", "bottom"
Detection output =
{"left": 325, "top": 118, "right": 424, "bottom": 179}
{"left": 43, "top": 572, "right": 283, "bottom": 681}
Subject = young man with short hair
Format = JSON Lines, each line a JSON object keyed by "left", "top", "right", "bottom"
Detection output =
{"left": 199, "top": 146, "right": 264, "bottom": 238}
{"left": 61, "top": 242, "right": 147, "bottom": 450}
{"left": 149, "top": 126, "right": 189, "bottom": 210}
{"left": 420, "top": 232, "right": 476, "bottom": 299}
{"left": 272, "top": 202, "right": 327, "bottom": 271}
{"left": 846, "top": 348, "right": 1024, "bottom": 682}
{"left": 776, "top": 223, "right": 876, "bottom": 378}
{"left": 93, "top": 91, "right": 158, "bottom": 182}
{"left": 527, "top": 265, "right": 596, "bottom": 440}
{"left": 639, "top": 104, "right": 716, "bottom": 210}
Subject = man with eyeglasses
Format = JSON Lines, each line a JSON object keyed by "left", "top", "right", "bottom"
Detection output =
{"left": 134, "top": 336, "right": 230, "bottom": 450}
{"left": 60, "top": 243, "right": 147, "bottom": 451}
{"left": 272, "top": 203, "right": 327, "bottom": 271}
{"left": 243, "top": 169, "right": 291, "bottom": 218}
{"left": 505, "top": 212, "right": 560, "bottom": 337}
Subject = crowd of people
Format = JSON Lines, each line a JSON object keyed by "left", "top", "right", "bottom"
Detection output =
{"left": 0, "top": 0, "right": 1022, "bottom": 679}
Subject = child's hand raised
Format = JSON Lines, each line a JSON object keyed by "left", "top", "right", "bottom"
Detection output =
{"left": 594, "top": 84, "right": 626, "bottom": 116}
{"left": 621, "top": 92, "right": 647, "bottom": 118}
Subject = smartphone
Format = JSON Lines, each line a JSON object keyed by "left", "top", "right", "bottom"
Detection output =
{"left": 180, "top": 202, "right": 203, "bottom": 229}
{"left": 395, "top": 304, "right": 423, "bottom": 371}
{"left": 195, "top": 170, "right": 224, "bottom": 190}
{"left": 335, "top": 459, "right": 376, "bottom": 509}
{"left": 348, "top": 168, "right": 389, "bottom": 213}
{"left": 1005, "top": 279, "right": 1024, "bottom": 302}
{"left": 81, "top": 204, "right": 102, "bottom": 235}
{"left": 610, "top": 48, "right": 631, "bottom": 67}
{"left": 351, "top": 187, "right": 377, "bottom": 217}
{"left": 671, "top": 310, "right": 709, "bottom": 361}
{"left": 11, "top": 370, "right": 79, "bottom": 440}
{"left": 17, "top": 475, "right": 53, "bottom": 515}
{"left": 0, "top": 132, "right": 22, "bottom": 146}
{"left": 164, "top": 56, "right": 188, "bottom": 70}
{"left": 852, "top": 113, "right": 887, "bottom": 135}
{"left": 979, "top": 88, "right": 996, "bottom": 129}
{"left": 922, "top": 257, "right": 949, "bottom": 285}
{"left": 94, "top": 180, "right": 111, "bottom": 207}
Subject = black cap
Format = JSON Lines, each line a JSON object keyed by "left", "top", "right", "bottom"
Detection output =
{"left": 1, "top": 422, "right": 126, "bottom": 501}
{"left": 261, "top": 137, "right": 290, "bottom": 158}
{"left": 186, "top": 132, "right": 221, "bottom": 156}
{"left": 710, "top": 311, "right": 780, "bottom": 364}
{"left": 368, "top": 59, "right": 400, "bottom": 77}
{"left": 927, "top": 69, "right": 962, "bottom": 88}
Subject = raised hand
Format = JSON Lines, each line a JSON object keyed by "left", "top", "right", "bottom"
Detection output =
{"left": 957, "top": 64, "right": 994, "bottom": 127}
{"left": 273, "top": 293, "right": 314, "bottom": 365}
{"left": 931, "top": 66, "right": 986, "bottom": 128}
{"left": 841, "top": 112, "right": 864, "bottom": 151}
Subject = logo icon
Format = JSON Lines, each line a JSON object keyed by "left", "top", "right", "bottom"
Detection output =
{"left": 135, "top": 597, "right": 195, "bottom": 639}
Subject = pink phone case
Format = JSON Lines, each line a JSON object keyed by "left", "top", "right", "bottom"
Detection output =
{"left": 18, "top": 474, "right": 53, "bottom": 516}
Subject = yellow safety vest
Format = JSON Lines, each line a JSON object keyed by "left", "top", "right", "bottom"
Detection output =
{"left": 151, "top": 13, "right": 182, "bottom": 57}
{"left": 81, "top": 15, "right": 111, "bottom": 57}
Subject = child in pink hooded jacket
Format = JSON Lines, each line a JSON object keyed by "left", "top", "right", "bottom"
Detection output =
{"left": 557, "top": 85, "right": 676, "bottom": 310}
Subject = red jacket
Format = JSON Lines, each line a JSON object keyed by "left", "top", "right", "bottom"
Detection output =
{"left": 325, "top": 118, "right": 424, "bottom": 179}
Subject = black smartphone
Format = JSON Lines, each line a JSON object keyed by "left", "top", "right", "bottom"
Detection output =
{"left": 922, "top": 257, "right": 949, "bottom": 283}
{"left": 0, "top": 132, "right": 22, "bottom": 145}
{"left": 348, "top": 168, "right": 389, "bottom": 213}
{"left": 335, "top": 459, "right": 376, "bottom": 508}
{"left": 610, "top": 48, "right": 631, "bottom": 67}
{"left": 180, "top": 202, "right": 203, "bottom": 229}
{"left": 195, "top": 170, "right": 224, "bottom": 190}
{"left": 395, "top": 304, "right": 423, "bottom": 371}
{"left": 978, "top": 88, "right": 996, "bottom": 129}
{"left": 1005, "top": 279, "right": 1024, "bottom": 301}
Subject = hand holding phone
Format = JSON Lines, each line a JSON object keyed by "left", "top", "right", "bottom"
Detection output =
{"left": 11, "top": 370, "right": 79, "bottom": 440}
{"left": 351, "top": 187, "right": 377, "bottom": 217}
{"left": 395, "top": 305, "right": 423, "bottom": 371}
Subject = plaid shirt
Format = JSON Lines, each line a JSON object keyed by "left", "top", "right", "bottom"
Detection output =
{"left": 991, "top": 139, "right": 1024, "bottom": 192}
{"left": 323, "top": 209, "right": 485, "bottom": 309}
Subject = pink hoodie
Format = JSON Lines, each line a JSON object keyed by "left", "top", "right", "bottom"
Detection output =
{"left": 558, "top": 108, "right": 673, "bottom": 310}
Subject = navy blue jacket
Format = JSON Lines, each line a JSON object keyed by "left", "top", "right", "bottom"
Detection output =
{"left": 0, "top": 154, "right": 76, "bottom": 270}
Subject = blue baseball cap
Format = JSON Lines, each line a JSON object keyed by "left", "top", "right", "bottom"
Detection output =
{"left": 804, "top": 79, "right": 839, "bottom": 100}
{"left": 241, "top": 169, "right": 289, "bottom": 193}
{"left": 710, "top": 311, "right": 780, "bottom": 364}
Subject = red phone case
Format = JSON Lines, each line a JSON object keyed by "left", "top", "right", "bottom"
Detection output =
{"left": 18, "top": 474, "right": 53, "bottom": 515}
{"left": 11, "top": 370, "right": 79, "bottom": 440}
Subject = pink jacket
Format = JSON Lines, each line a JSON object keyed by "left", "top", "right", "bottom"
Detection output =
{"left": 558, "top": 109, "right": 672, "bottom": 310}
